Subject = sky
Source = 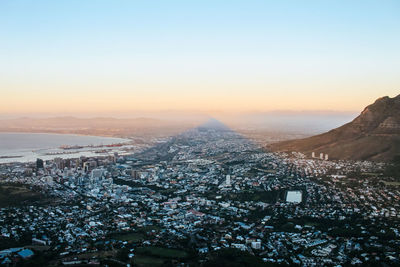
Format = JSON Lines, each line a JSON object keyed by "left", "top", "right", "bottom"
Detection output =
{"left": 0, "top": 0, "right": 399, "bottom": 115}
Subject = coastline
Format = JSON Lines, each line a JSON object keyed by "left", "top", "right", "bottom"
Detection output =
{"left": 0, "top": 130, "right": 129, "bottom": 139}
{"left": 0, "top": 132, "right": 132, "bottom": 164}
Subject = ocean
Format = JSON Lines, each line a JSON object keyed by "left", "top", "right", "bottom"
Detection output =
{"left": 0, "top": 132, "right": 130, "bottom": 164}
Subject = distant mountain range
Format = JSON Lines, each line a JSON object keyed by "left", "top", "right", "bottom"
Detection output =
{"left": 0, "top": 116, "right": 197, "bottom": 138}
{"left": 269, "top": 94, "right": 400, "bottom": 162}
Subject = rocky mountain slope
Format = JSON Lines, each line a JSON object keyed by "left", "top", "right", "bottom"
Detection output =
{"left": 269, "top": 94, "right": 400, "bottom": 162}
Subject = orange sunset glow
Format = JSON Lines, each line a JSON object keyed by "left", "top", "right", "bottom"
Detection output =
{"left": 1, "top": 1, "right": 399, "bottom": 116}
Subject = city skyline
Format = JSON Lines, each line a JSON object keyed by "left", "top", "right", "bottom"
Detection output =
{"left": 1, "top": 0, "right": 399, "bottom": 114}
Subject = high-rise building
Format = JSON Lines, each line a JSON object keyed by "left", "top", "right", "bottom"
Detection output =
{"left": 131, "top": 170, "right": 140, "bottom": 179}
{"left": 89, "top": 160, "right": 97, "bottom": 168}
{"left": 65, "top": 159, "right": 71, "bottom": 168}
{"left": 54, "top": 157, "right": 65, "bottom": 169}
{"left": 319, "top": 153, "right": 324, "bottom": 160}
{"left": 325, "top": 154, "right": 329, "bottom": 160}
{"left": 90, "top": 169, "right": 104, "bottom": 183}
{"left": 311, "top": 152, "right": 315, "bottom": 158}
{"left": 83, "top": 162, "right": 90, "bottom": 172}
{"left": 36, "top": 158, "right": 44, "bottom": 169}
{"left": 225, "top": 175, "right": 231, "bottom": 186}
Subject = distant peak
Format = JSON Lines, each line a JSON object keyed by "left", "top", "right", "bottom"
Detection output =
{"left": 374, "top": 94, "right": 400, "bottom": 104}
{"left": 377, "top": 96, "right": 389, "bottom": 100}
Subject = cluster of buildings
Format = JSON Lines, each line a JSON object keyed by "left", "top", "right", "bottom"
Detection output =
{"left": 311, "top": 152, "right": 328, "bottom": 161}
{"left": 0, "top": 127, "right": 399, "bottom": 265}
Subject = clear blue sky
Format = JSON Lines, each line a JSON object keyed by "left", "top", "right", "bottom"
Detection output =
{"left": 1, "top": 0, "right": 399, "bottom": 113}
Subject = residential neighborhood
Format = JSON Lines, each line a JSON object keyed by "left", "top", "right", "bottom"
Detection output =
{"left": 0, "top": 126, "right": 399, "bottom": 266}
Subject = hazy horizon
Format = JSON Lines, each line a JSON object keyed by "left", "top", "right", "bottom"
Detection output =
{"left": 0, "top": 109, "right": 359, "bottom": 118}
{"left": 0, "top": 109, "right": 358, "bottom": 135}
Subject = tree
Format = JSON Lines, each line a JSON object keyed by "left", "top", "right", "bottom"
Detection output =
{"left": 116, "top": 247, "right": 129, "bottom": 262}
{"left": 385, "top": 155, "right": 400, "bottom": 180}
{"left": 204, "top": 248, "right": 272, "bottom": 267}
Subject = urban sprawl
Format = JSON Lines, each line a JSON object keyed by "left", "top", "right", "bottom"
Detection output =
{"left": 0, "top": 126, "right": 399, "bottom": 266}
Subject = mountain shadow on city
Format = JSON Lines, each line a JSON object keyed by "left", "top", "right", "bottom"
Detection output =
{"left": 132, "top": 118, "right": 259, "bottom": 163}
{"left": 197, "top": 118, "right": 232, "bottom": 132}
{"left": 268, "top": 94, "right": 400, "bottom": 162}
